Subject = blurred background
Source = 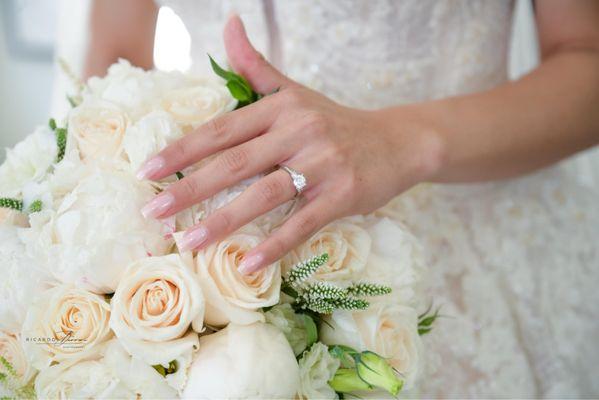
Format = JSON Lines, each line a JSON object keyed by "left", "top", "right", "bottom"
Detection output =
{"left": 0, "top": 0, "right": 538, "bottom": 161}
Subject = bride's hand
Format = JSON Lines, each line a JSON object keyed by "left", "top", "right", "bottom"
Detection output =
{"left": 138, "top": 15, "right": 444, "bottom": 274}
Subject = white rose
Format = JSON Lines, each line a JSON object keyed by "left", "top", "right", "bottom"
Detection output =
{"left": 182, "top": 323, "right": 300, "bottom": 399}
{"left": 0, "top": 331, "right": 35, "bottom": 387}
{"left": 22, "top": 169, "right": 170, "bottom": 293}
{"left": 194, "top": 225, "right": 281, "bottom": 326}
{"left": 21, "top": 284, "right": 112, "bottom": 370}
{"left": 161, "top": 81, "right": 236, "bottom": 129}
{"left": 319, "top": 303, "right": 422, "bottom": 389}
{"left": 0, "top": 126, "right": 57, "bottom": 198}
{"left": 122, "top": 110, "right": 183, "bottom": 173}
{"left": 67, "top": 102, "right": 130, "bottom": 162}
{"left": 0, "top": 225, "right": 53, "bottom": 333}
{"left": 283, "top": 218, "right": 372, "bottom": 284}
{"left": 298, "top": 342, "right": 340, "bottom": 400}
{"left": 110, "top": 254, "right": 203, "bottom": 367}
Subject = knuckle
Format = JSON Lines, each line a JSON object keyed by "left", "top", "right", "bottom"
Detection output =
{"left": 213, "top": 211, "right": 232, "bottom": 232}
{"left": 269, "top": 236, "right": 289, "bottom": 259}
{"left": 257, "top": 178, "right": 285, "bottom": 204}
{"left": 303, "top": 111, "right": 329, "bottom": 136}
{"left": 207, "top": 117, "right": 229, "bottom": 142}
{"left": 295, "top": 214, "right": 319, "bottom": 238}
{"left": 218, "top": 147, "right": 248, "bottom": 174}
{"left": 177, "top": 177, "right": 202, "bottom": 200}
{"left": 282, "top": 88, "right": 304, "bottom": 106}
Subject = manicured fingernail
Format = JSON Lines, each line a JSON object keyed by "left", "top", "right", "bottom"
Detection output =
{"left": 179, "top": 226, "right": 209, "bottom": 252}
{"left": 136, "top": 156, "right": 165, "bottom": 180}
{"left": 141, "top": 192, "right": 174, "bottom": 219}
{"left": 238, "top": 253, "right": 264, "bottom": 275}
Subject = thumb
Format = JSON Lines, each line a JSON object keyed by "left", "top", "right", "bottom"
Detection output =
{"left": 223, "top": 15, "right": 292, "bottom": 94}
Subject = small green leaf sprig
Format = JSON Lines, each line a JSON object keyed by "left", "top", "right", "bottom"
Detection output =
{"left": 152, "top": 360, "right": 178, "bottom": 377}
{"left": 0, "top": 198, "right": 23, "bottom": 212}
{"left": 0, "top": 356, "right": 36, "bottom": 400}
{"left": 48, "top": 118, "right": 67, "bottom": 163}
{"left": 418, "top": 303, "right": 442, "bottom": 335}
{"left": 209, "top": 55, "right": 263, "bottom": 108}
{"left": 282, "top": 254, "right": 392, "bottom": 314}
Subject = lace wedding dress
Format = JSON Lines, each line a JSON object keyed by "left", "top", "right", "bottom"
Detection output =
{"left": 155, "top": 1, "right": 599, "bottom": 397}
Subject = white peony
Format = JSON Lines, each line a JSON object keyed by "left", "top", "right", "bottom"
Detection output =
{"left": 34, "top": 340, "right": 177, "bottom": 399}
{"left": 194, "top": 225, "right": 281, "bottom": 326}
{"left": 298, "top": 342, "right": 340, "bottom": 400}
{"left": 161, "top": 81, "right": 237, "bottom": 129}
{"left": 109, "top": 254, "right": 203, "bottom": 368}
{"left": 122, "top": 110, "right": 183, "bottom": 173}
{"left": 283, "top": 218, "right": 372, "bottom": 284}
{"left": 67, "top": 101, "right": 130, "bottom": 163}
{"left": 85, "top": 59, "right": 184, "bottom": 119}
{"left": 0, "top": 225, "right": 53, "bottom": 333}
{"left": 319, "top": 303, "right": 423, "bottom": 389}
{"left": 21, "top": 284, "right": 112, "bottom": 370}
{"left": 0, "top": 330, "right": 35, "bottom": 387}
{"left": 0, "top": 126, "right": 57, "bottom": 198}
{"left": 182, "top": 323, "right": 300, "bottom": 399}
{"left": 22, "top": 169, "right": 170, "bottom": 293}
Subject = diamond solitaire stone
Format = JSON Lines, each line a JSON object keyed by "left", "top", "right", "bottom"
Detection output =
{"left": 280, "top": 165, "right": 307, "bottom": 195}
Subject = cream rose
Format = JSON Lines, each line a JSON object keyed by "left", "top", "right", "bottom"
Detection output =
{"left": 109, "top": 254, "right": 204, "bottom": 367}
{"left": 0, "top": 126, "right": 57, "bottom": 198}
{"left": 283, "top": 218, "right": 372, "bottom": 284}
{"left": 67, "top": 102, "right": 130, "bottom": 162}
{"left": 0, "top": 331, "right": 35, "bottom": 387}
{"left": 194, "top": 225, "right": 281, "bottom": 326}
{"left": 161, "top": 81, "right": 236, "bottom": 129}
{"left": 21, "top": 169, "right": 170, "bottom": 293}
{"left": 21, "top": 284, "right": 112, "bottom": 369}
{"left": 182, "top": 323, "right": 300, "bottom": 399}
{"left": 319, "top": 303, "right": 422, "bottom": 389}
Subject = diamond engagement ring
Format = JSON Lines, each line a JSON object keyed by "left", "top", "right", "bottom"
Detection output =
{"left": 280, "top": 165, "right": 307, "bottom": 195}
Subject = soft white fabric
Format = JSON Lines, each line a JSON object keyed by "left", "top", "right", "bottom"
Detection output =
{"left": 160, "top": 1, "right": 599, "bottom": 396}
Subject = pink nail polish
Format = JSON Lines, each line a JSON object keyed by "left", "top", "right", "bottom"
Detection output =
{"left": 136, "top": 156, "right": 165, "bottom": 180}
{"left": 238, "top": 253, "right": 264, "bottom": 275}
{"left": 141, "top": 192, "right": 174, "bottom": 219}
{"left": 179, "top": 226, "right": 209, "bottom": 252}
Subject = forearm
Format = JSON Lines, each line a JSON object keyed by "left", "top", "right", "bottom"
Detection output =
{"left": 381, "top": 49, "right": 599, "bottom": 183}
{"left": 84, "top": 0, "right": 158, "bottom": 79}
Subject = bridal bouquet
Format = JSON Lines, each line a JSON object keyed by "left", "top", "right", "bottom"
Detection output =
{"left": 0, "top": 59, "right": 434, "bottom": 399}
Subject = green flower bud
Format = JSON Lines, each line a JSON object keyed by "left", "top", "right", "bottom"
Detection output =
{"left": 328, "top": 368, "right": 371, "bottom": 393}
{"left": 356, "top": 352, "right": 403, "bottom": 396}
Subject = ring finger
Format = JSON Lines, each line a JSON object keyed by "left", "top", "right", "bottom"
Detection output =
{"left": 177, "top": 166, "right": 312, "bottom": 251}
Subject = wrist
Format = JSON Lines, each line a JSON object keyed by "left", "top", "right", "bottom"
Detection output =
{"left": 373, "top": 104, "right": 448, "bottom": 184}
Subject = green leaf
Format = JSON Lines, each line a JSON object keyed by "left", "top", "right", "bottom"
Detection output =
{"left": 48, "top": 118, "right": 57, "bottom": 131}
{"left": 302, "top": 314, "right": 318, "bottom": 347}
{"left": 152, "top": 360, "right": 178, "bottom": 377}
{"left": 208, "top": 54, "right": 260, "bottom": 109}
{"left": 175, "top": 171, "right": 185, "bottom": 180}
{"left": 28, "top": 200, "right": 42, "bottom": 213}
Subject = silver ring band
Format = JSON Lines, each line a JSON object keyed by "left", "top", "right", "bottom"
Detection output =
{"left": 280, "top": 165, "right": 307, "bottom": 195}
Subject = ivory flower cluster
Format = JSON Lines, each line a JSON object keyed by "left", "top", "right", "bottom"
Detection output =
{"left": 0, "top": 60, "right": 429, "bottom": 399}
